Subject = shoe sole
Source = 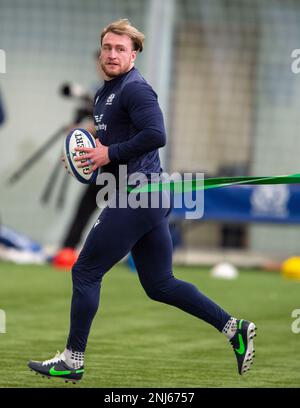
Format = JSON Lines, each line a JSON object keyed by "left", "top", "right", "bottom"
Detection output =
{"left": 29, "top": 368, "right": 80, "bottom": 385}
{"left": 241, "top": 322, "right": 257, "bottom": 375}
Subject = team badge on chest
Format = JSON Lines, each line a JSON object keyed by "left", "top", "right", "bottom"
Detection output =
{"left": 105, "top": 93, "right": 115, "bottom": 105}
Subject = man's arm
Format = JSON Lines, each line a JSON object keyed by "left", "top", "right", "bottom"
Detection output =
{"left": 108, "top": 81, "right": 166, "bottom": 162}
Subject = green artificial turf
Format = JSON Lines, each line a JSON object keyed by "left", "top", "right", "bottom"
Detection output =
{"left": 0, "top": 261, "right": 299, "bottom": 388}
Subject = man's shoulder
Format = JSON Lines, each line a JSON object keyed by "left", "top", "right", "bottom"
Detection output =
{"left": 125, "top": 67, "right": 145, "bottom": 82}
{"left": 121, "top": 68, "right": 156, "bottom": 97}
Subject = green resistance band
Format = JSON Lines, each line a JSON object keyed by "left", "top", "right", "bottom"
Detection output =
{"left": 128, "top": 173, "right": 300, "bottom": 193}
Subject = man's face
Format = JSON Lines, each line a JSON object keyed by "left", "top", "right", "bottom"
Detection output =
{"left": 99, "top": 32, "right": 137, "bottom": 79}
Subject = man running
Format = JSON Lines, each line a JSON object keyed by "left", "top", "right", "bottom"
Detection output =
{"left": 28, "top": 19, "right": 256, "bottom": 383}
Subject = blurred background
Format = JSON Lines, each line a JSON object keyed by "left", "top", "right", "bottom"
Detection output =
{"left": 1, "top": 0, "right": 300, "bottom": 267}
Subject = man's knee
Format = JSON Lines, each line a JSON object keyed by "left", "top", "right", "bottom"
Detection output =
{"left": 144, "top": 287, "right": 164, "bottom": 302}
{"left": 71, "top": 259, "right": 102, "bottom": 288}
{"left": 143, "top": 277, "right": 179, "bottom": 303}
{"left": 71, "top": 260, "right": 83, "bottom": 284}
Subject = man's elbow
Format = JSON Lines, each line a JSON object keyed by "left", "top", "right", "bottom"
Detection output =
{"left": 152, "top": 128, "right": 166, "bottom": 148}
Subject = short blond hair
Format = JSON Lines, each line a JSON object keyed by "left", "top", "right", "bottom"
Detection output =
{"left": 100, "top": 19, "right": 145, "bottom": 53}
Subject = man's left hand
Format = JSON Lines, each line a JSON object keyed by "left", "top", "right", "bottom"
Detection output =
{"left": 74, "top": 139, "right": 110, "bottom": 173}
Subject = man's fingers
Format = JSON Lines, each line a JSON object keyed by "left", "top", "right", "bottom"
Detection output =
{"left": 76, "top": 161, "right": 91, "bottom": 168}
{"left": 87, "top": 166, "right": 97, "bottom": 174}
{"left": 74, "top": 147, "right": 93, "bottom": 153}
{"left": 74, "top": 153, "right": 92, "bottom": 161}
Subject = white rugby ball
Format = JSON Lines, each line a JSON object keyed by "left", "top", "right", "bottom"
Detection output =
{"left": 63, "top": 128, "right": 98, "bottom": 184}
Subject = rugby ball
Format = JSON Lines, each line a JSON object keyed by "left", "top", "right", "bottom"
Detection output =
{"left": 63, "top": 128, "right": 98, "bottom": 184}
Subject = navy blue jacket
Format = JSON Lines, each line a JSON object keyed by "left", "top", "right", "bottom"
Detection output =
{"left": 93, "top": 67, "right": 166, "bottom": 181}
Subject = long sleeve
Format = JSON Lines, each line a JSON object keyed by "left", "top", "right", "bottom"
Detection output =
{"left": 108, "top": 81, "right": 166, "bottom": 162}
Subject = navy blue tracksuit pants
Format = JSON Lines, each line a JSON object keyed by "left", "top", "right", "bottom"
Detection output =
{"left": 67, "top": 191, "right": 231, "bottom": 352}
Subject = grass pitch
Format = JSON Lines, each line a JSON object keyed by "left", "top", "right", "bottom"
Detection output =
{"left": 0, "top": 261, "right": 299, "bottom": 388}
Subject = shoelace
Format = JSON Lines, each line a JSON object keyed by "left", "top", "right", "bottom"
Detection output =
{"left": 42, "top": 350, "right": 64, "bottom": 366}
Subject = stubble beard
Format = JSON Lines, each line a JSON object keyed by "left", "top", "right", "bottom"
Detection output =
{"left": 101, "top": 59, "right": 132, "bottom": 79}
{"left": 101, "top": 63, "right": 119, "bottom": 78}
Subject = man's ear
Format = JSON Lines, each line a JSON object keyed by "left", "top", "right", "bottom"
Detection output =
{"left": 131, "top": 50, "right": 137, "bottom": 63}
